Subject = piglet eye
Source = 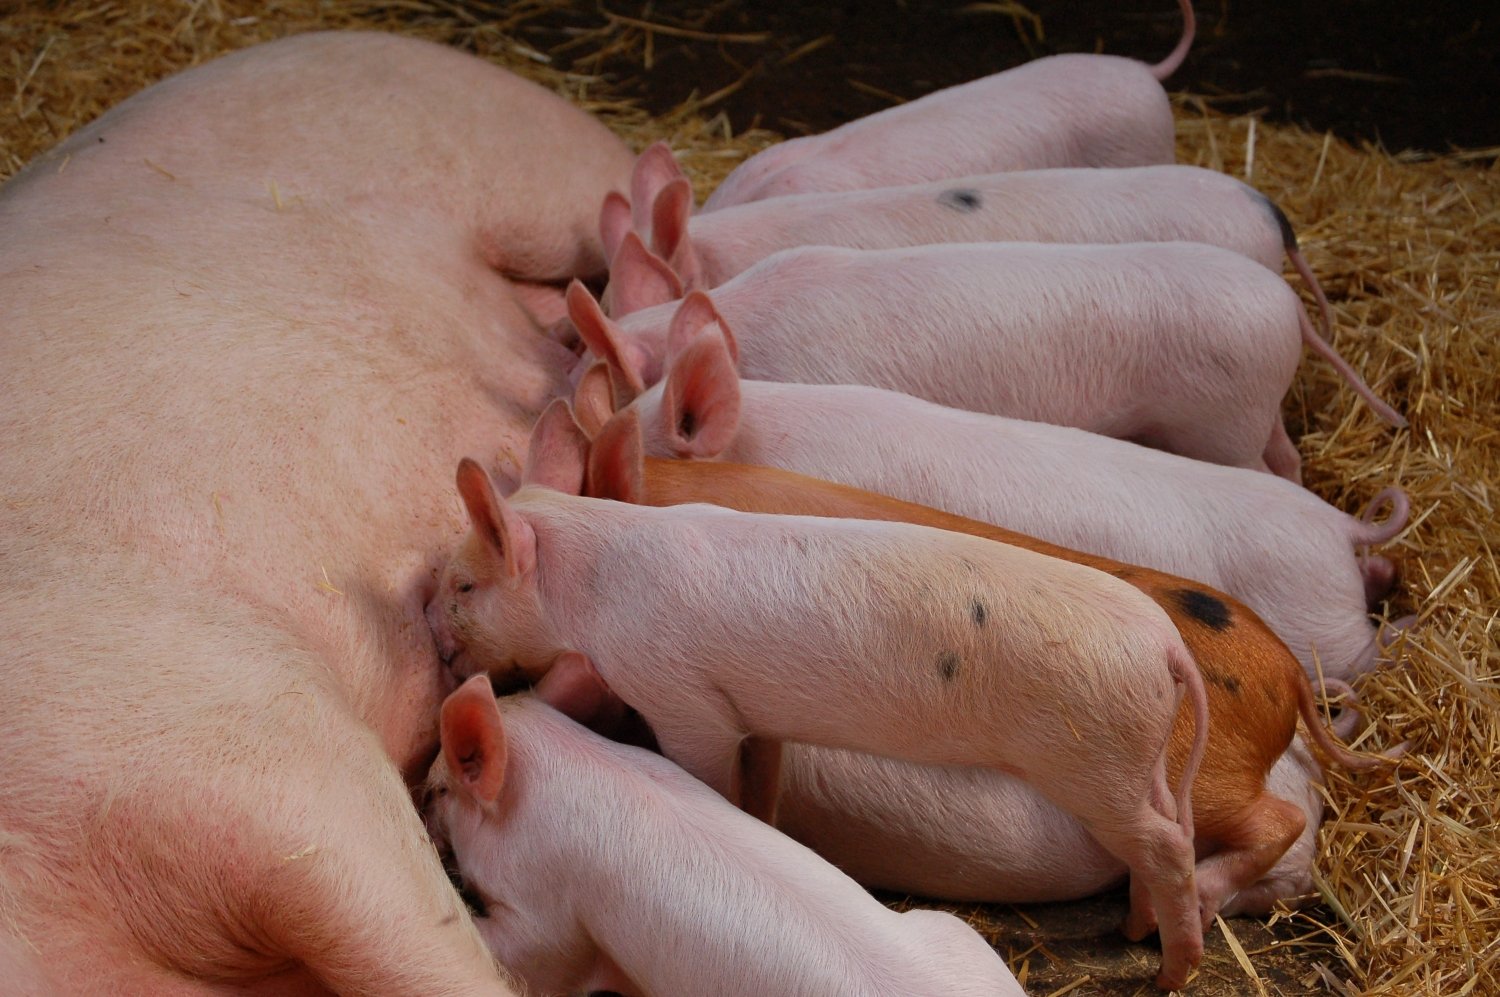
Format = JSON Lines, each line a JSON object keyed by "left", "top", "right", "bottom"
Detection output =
{"left": 457, "top": 581, "right": 474, "bottom": 594}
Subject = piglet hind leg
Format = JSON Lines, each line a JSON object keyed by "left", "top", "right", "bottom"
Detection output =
{"left": 1263, "top": 421, "right": 1303, "bottom": 484}
{"left": 1188, "top": 793, "right": 1307, "bottom": 927}
{"left": 1091, "top": 772, "right": 1203, "bottom": 990}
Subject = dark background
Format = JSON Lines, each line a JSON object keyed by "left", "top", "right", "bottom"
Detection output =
{"left": 516, "top": 0, "right": 1496, "bottom": 155}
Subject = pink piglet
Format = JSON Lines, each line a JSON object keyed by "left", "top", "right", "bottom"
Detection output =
{"left": 703, "top": 0, "right": 1197, "bottom": 209}
{"left": 427, "top": 677, "right": 1024, "bottom": 997}
{"left": 428, "top": 451, "right": 1211, "bottom": 990}
{"left": 574, "top": 239, "right": 1311, "bottom": 478}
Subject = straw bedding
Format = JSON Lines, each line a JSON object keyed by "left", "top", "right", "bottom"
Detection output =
{"left": 3, "top": 3, "right": 1493, "bottom": 994}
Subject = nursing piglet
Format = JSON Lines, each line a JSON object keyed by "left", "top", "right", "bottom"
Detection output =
{"left": 574, "top": 241, "right": 1309, "bottom": 476}
{"left": 597, "top": 327, "right": 1410, "bottom": 681}
{"left": 429, "top": 460, "right": 1211, "bottom": 990}
{"left": 703, "top": 0, "right": 1196, "bottom": 209}
{"left": 606, "top": 161, "right": 1399, "bottom": 425}
{"left": 427, "top": 678, "right": 1023, "bottom": 997}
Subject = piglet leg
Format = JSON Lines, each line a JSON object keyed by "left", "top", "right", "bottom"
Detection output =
{"left": 1262, "top": 421, "right": 1303, "bottom": 484}
{"left": 1095, "top": 770, "right": 1203, "bottom": 990}
{"left": 1190, "top": 793, "right": 1308, "bottom": 924}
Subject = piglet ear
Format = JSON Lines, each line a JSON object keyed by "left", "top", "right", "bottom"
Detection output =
{"left": 586, "top": 409, "right": 646, "bottom": 504}
{"left": 661, "top": 316, "right": 741, "bottom": 459}
{"left": 666, "top": 291, "right": 739, "bottom": 366}
{"left": 572, "top": 362, "right": 618, "bottom": 439}
{"left": 651, "top": 179, "right": 703, "bottom": 291}
{"left": 567, "top": 280, "right": 647, "bottom": 399}
{"left": 606, "top": 232, "right": 683, "bottom": 318}
{"left": 523, "top": 399, "right": 589, "bottom": 496}
{"left": 440, "top": 675, "right": 509, "bottom": 805}
{"left": 456, "top": 458, "right": 537, "bottom": 579}
{"left": 631, "top": 142, "right": 686, "bottom": 234}
{"left": 599, "top": 191, "right": 633, "bottom": 268}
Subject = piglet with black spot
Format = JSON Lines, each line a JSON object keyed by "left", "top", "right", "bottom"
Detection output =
{"left": 428, "top": 454, "right": 1211, "bottom": 991}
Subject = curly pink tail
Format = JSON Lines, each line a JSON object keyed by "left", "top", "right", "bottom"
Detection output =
{"left": 1151, "top": 0, "right": 1197, "bottom": 81}
{"left": 1354, "top": 487, "right": 1411, "bottom": 546}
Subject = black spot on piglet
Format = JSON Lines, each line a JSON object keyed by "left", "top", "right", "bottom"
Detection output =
{"left": 970, "top": 598, "right": 988, "bottom": 628}
{"left": 937, "top": 651, "right": 960, "bottom": 681}
{"left": 1173, "top": 588, "right": 1233, "bottom": 632}
{"left": 1204, "top": 671, "right": 1242, "bottom": 696}
{"left": 938, "top": 188, "right": 982, "bottom": 213}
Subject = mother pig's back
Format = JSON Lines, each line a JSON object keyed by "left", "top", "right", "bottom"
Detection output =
{"left": 0, "top": 32, "right": 630, "bottom": 994}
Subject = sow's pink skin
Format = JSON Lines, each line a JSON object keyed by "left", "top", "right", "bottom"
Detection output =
{"left": 604, "top": 328, "right": 1411, "bottom": 682}
{"left": 702, "top": 0, "right": 1197, "bottom": 209}
{"left": 0, "top": 32, "right": 634, "bottom": 994}
{"left": 572, "top": 242, "right": 1309, "bottom": 479}
{"left": 426, "top": 679, "right": 1025, "bottom": 997}
{"left": 602, "top": 158, "right": 1401, "bottom": 426}
{"left": 429, "top": 458, "right": 1212, "bottom": 990}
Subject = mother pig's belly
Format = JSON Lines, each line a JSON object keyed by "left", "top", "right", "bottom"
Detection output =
{"left": 0, "top": 188, "right": 573, "bottom": 776}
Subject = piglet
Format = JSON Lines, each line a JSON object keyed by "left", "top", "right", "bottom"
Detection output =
{"left": 594, "top": 322, "right": 1411, "bottom": 681}
{"left": 573, "top": 239, "right": 1309, "bottom": 477}
{"left": 576, "top": 402, "right": 1389, "bottom": 919}
{"left": 773, "top": 732, "right": 1330, "bottom": 917}
{"left": 703, "top": 0, "right": 1196, "bottom": 209}
{"left": 429, "top": 457, "right": 1211, "bottom": 990}
{"left": 427, "top": 678, "right": 1023, "bottom": 997}
{"left": 603, "top": 161, "right": 1400, "bottom": 426}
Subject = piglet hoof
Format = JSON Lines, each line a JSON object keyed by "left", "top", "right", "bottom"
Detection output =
{"left": 1381, "top": 740, "right": 1414, "bottom": 762}
{"left": 1155, "top": 961, "right": 1194, "bottom": 993}
{"left": 1154, "top": 937, "right": 1202, "bottom": 992}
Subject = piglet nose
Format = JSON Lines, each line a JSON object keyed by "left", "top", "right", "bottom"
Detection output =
{"left": 425, "top": 601, "right": 455, "bottom": 663}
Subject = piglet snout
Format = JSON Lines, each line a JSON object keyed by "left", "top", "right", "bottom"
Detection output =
{"left": 425, "top": 599, "right": 459, "bottom": 667}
